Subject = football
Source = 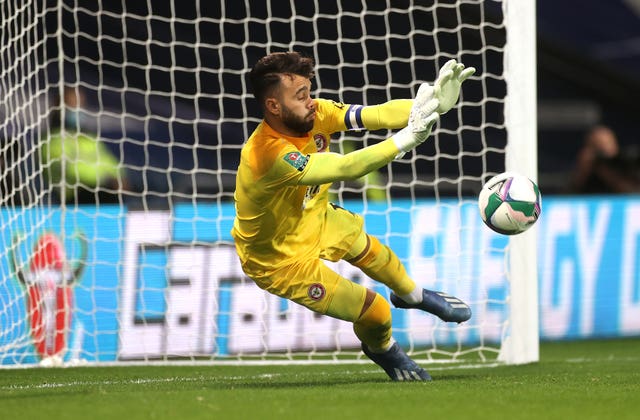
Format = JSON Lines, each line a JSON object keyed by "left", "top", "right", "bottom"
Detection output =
{"left": 478, "top": 172, "right": 541, "bottom": 235}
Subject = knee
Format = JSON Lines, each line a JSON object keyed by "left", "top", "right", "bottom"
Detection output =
{"left": 348, "top": 234, "right": 388, "bottom": 270}
{"left": 355, "top": 292, "right": 391, "bottom": 329}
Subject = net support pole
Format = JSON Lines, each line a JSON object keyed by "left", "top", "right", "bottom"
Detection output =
{"left": 498, "top": 0, "right": 539, "bottom": 365}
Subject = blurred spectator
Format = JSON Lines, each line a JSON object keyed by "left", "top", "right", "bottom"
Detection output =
{"left": 42, "top": 86, "right": 127, "bottom": 204}
{"left": 569, "top": 125, "right": 640, "bottom": 194}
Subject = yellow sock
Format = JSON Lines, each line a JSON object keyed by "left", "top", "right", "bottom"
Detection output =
{"left": 353, "top": 292, "right": 392, "bottom": 352}
{"left": 348, "top": 235, "right": 416, "bottom": 296}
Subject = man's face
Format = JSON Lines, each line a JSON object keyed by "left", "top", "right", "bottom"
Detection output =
{"left": 276, "top": 74, "right": 315, "bottom": 135}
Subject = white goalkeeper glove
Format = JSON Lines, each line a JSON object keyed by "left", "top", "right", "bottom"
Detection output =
{"left": 391, "top": 59, "right": 474, "bottom": 158}
{"left": 392, "top": 82, "right": 440, "bottom": 158}
{"left": 433, "top": 59, "right": 475, "bottom": 115}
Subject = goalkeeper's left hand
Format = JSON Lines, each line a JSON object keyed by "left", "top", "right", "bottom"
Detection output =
{"left": 433, "top": 59, "right": 475, "bottom": 114}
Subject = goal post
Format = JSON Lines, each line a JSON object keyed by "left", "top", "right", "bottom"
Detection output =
{"left": 499, "top": 0, "right": 539, "bottom": 365}
{"left": 0, "top": 0, "right": 539, "bottom": 367}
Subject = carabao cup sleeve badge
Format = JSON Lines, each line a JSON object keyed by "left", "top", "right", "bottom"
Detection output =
{"left": 283, "top": 151, "right": 309, "bottom": 171}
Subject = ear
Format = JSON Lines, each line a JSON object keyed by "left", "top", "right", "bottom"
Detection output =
{"left": 265, "top": 97, "right": 280, "bottom": 116}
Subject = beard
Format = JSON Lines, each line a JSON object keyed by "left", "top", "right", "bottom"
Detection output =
{"left": 281, "top": 105, "right": 314, "bottom": 135}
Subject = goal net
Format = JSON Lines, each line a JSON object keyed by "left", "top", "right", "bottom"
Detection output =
{"left": 0, "top": 0, "right": 537, "bottom": 367}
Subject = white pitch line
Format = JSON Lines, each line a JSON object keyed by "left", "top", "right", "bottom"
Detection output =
{"left": 565, "top": 356, "right": 640, "bottom": 363}
{"left": 0, "top": 373, "right": 283, "bottom": 391}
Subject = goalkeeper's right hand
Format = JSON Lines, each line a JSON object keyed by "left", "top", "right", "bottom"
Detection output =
{"left": 391, "top": 82, "right": 440, "bottom": 158}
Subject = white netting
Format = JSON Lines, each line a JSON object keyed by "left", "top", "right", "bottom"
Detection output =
{"left": 1, "top": 0, "right": 531, "bottom": 367}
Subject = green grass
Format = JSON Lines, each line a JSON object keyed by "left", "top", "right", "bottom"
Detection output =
{"left": 1, "top": 338, "right": 639, "bottom": 420}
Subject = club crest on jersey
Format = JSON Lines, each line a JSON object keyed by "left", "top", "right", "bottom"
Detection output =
{"left": 283, "top": 151, "right": 309, "bottom": 171}
{"left": 307, "top": 283, "right": 326, "bottom": 301}
{"left": 313, "top": 134, "right": 328, "bottom": 152}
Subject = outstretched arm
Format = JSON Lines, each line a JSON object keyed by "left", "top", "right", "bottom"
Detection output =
{"left": 299, "top": 59, "right": 474, "bottom": 186}
{"left": 359, "top": 99, "right": 412, "bottom": 131}
{"left": 299, "top": 113, "right": 439, "bottom": 185}
{"left": 356, "top": 59, "right": 475, "bottom": 131}
{"left": 298, "top": 138, "right": 401, "bottom": 186}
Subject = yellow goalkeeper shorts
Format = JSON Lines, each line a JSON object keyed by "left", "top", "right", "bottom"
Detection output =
{"left": 251, "top": 202, "right": 366, "bottom": 318}
{"left": 319, "top": 202, "right": 364, "bottom": 262}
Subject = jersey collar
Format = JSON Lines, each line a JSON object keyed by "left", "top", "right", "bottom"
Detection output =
{"left": 262, "top": 120, "right": 311, "bottom": 150}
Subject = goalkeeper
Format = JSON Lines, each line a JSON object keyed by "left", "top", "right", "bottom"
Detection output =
{"left": 232, "top": 52, "right": 474, "bottom": 381}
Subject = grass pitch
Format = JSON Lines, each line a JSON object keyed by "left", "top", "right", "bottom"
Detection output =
{"left": 1, "top": 338, "right": 639, "bottom": 420}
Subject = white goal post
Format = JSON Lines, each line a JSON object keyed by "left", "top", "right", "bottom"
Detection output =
{"left": 500, "top": 0, "right": 539, "bottom": 365}
{"left": 0, "top": 0, "right": 538, "bottom": 367}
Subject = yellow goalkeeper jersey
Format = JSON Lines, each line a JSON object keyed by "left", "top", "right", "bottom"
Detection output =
{"left": 231, "top": 98, "right": 355, "bottom": 276}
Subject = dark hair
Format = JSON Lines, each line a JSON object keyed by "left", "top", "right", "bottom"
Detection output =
{"left": 249, "top": 52, "right": 315, "bottom": 105}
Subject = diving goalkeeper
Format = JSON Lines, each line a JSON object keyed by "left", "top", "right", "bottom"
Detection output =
{"left": 232, "top": 52, "right": 475, "bottom": 381}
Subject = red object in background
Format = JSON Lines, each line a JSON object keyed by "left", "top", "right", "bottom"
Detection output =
{"left": 26, "top": 233, "right": 73, "bottom": 358}
{"left": 26, "top": 284, "right": 73, "bottom": 357}
{"left": 29, "top": 233, "right": 67, "bottom": 271}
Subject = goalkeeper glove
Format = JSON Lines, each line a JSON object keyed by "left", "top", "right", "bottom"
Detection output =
{"left": 391, "top": 59, "right": 474, "bottom": 158}
{"left": 391, "top": 82, "right": 440, "bottom": 158}
{"left": 433, "top": 59, "right": 475, "bottom": 115}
